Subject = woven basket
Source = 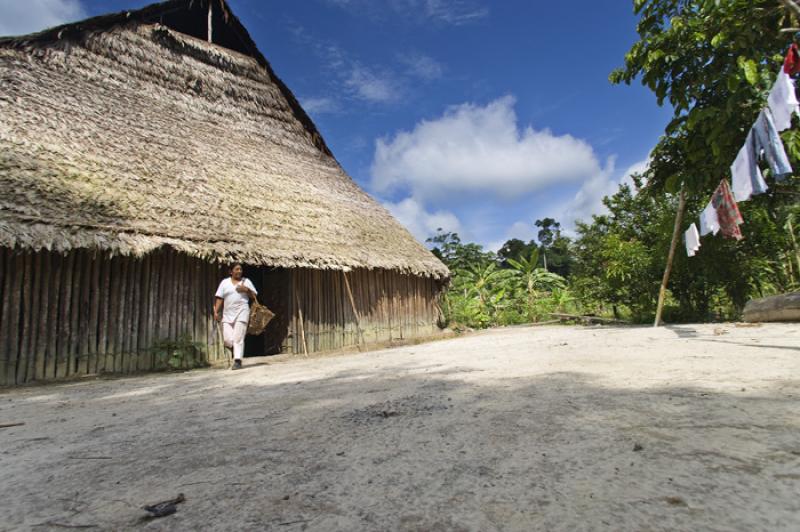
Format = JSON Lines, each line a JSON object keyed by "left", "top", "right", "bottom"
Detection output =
{"left": 247, "top": 298, "right": 275, "bottom": 336}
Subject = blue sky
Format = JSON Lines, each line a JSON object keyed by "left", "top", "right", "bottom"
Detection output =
{"left": 1, "top": 0, "right": 673, "bottom": 249}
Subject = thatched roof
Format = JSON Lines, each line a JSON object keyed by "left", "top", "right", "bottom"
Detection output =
{"left": 0, "top": 0, "right": 449, "bottom": 279}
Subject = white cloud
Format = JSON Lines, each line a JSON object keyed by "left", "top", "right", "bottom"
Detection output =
{"left": 399, "top": 52, "right": 443, "bottom": 80}
{"left": 620, "top": 158, "right": 649, "bottom": 189}
{"left": 558, "top": 157, "right": 650, "bottom": 228}
{"left": 419, "top": 0, "right": 488, "bottom": 25}
{"left": 0, "top": 0, "right": 86, "bottom": 36}
{"left": 300, "top": 96, "right": 340, "bottom": 115}
{"left": 371, "top": 96, "right": 601, "bottom": 202}
{"left": 345, "top": 65, "right": 400, "bottom": 103}
{"left": 383, "top": 197, "right": 461, "bottom": 243}
{"left": 324, "top": 0, "right": 488, "bottom": 25}
{"left": 290, "top": 26, "right": 401, "bottom": 105}
{"left": 484, "top": 221, "right": 537, "bottom": 253}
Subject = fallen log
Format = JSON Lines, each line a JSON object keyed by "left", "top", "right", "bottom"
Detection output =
{"left": 743, "top": 292, "right": 800, "bottom": 323}
{"left": 549, "top": 313, "right": 628, "bottom": 325}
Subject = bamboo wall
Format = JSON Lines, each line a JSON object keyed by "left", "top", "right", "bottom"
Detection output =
{"left": 0, "top": 248, "right": 445, "bottom": 387}
{"left": 0, "top": 247, "right": 228, "bottom": 386}
{"left": 289, "top": 268, "right": 443, "bottom": 355}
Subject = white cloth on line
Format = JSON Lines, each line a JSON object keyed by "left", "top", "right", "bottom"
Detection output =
{"left": 699, "top": 201, "right": 720, "bottom": 236}
{"left": 215, "top": 277, "right": 257, "bottom": 324}
{"left": 223, "top": 321, "right": 247, "bottom": 360}
{"left": 731, "top": 130, "right": 768, "bottom": 202}
{"left": 768, "top": 71, "right": 799, "bottom": 132}
{"left": 684, "top": 223, "right": 700, "bottom": 257}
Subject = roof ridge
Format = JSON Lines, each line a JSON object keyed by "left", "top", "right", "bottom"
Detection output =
{"left": 0, "top": 0, "right": 334, "bottom": 157}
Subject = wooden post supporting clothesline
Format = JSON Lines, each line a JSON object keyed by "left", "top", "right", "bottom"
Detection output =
{"left": 207, "top": 0, "right": 213, "bottom": 43}
{"left": 654, "top": 185, "right": 686, "bottom": 327}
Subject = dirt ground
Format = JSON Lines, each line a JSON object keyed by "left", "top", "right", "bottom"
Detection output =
{"left": 1, "top": 323, "right": 799, "bottom": 531}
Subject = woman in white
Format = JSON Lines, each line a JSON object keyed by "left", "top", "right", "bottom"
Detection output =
{"left": 213, "top": 263, "right": 257, "bottom": 370}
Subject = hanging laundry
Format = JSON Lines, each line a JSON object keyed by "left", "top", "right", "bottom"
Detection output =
{"left": 768, "top": 70, "right": 799, "bottom": 131}
{"left": 784, "top": 43, "right": 800, "bottom": 76}
{"left": 731, "top": 130, "right": 768, "bottom": 202}
{"left": 711, "top": 180, "right": 744, "bottom": 241}
{"left": 753, "top": 108, "right": 793, "bottom": 181}
{"left": 684, "top": 223, "right": 700, "bottom": 257}
{"left": 699, "top": 201, "right": 720, "bottom": 236}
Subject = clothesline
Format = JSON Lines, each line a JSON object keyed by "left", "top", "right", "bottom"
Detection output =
{"left": 684, "top": 44, "right": 800, "bottom": 257}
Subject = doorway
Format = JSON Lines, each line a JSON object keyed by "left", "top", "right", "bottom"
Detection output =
{"left": 242, "top": 266, "right": 291, "bottom": 356}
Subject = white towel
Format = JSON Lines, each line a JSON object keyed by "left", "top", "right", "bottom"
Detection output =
{"left": 684, "top": 223, "right": 700, "bottom": 257}
{"left": 768, "top": 71, "right": 799, "bottom": 132}
{"left": 699, "top": 201, "right": 720, "bottom": 236}
{"left": 731, "top": 130, "right": 768, "bottom": 203}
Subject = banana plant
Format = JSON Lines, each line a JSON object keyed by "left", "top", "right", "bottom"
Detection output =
{"left": 507, "top": 248, "right": 567, "bottom": 319}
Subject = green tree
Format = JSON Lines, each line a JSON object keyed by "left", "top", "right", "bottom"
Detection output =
{"left": 589, "top": 0, "right": 800, "bottom": 320}
{"left": 535, "top": 218, "right": 560, "bottom": 248}
{"left": 427, "top": 229, "right": 495, "bottom": 270}
{"left": 497, "top": 238, "right": 536, "bottom": 268}
{"left": 611, "top": 0, "right": 795, "bottom": 194}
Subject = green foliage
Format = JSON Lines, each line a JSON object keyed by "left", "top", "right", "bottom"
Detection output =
{"left": 570, "top": 177, "right": 800, "bottom": 323}
{"left": 436, "top": 232, "right": 573, "bottom": 330}
{"left": 535, "top": 218, "right": 560, "bottom": 247}
{"left": 427, "top": 229, "right": 495, "bottom": 270}
{"left": 583, "top": 0, "right": 799, "bottom": 322}
{"left": 432, "top": 1, "right": 800, "bottom": 328}
{"left": 151, "top": 335, "right": 208, "bottom": 371}
{"left": 612, "top": 0, "right": 794, "bottom": 194}
{"left": 497, "top": 238, "right": 537, "bottom": 268}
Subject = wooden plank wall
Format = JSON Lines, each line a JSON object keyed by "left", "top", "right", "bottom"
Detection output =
{"left": 0, "top": 247, "right": 227, "bottom": 386}
{"left": 0, "top": 248, "right": 444, "bottom": 386}
{"left": 290, "top": 268, "right": 443, "bottom": 354}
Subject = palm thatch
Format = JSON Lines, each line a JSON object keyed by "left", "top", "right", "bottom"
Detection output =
{"left": 0, "top": 0, "right": 449, "bottom": 279}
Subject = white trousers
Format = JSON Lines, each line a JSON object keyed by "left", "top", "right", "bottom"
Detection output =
{"left": 223, "top": 321, "right": 247, "bottom": 360}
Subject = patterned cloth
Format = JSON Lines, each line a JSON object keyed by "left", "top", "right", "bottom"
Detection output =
{"left": 711, "top": 179, "right": 744, "bottom": 241}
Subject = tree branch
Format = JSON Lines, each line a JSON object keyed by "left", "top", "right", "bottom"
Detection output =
{"left": 779, "top": 0, "right": 800, "bottom": 19}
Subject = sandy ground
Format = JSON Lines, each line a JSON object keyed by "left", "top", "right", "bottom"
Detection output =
{"left": 1, "top": 323, "right": 799, "bottom": 532}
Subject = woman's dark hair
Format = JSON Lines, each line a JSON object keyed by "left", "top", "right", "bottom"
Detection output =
{"left": 229, "top": 262, "right": 244, "bottom": 272}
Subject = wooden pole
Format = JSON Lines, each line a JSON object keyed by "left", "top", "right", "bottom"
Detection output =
{"left": 342, "top": 271, "right": 364, "bottom": 348}
{"left": 654, "top": 186, "right": 686, "bottom": 327}
{"left": 294, "top": 290, "right": 308, "bottom": 357}
{"left": 207, "top": 0, "right": 213, "bottom": 43}
{"left": 787, "top": 217, "right": 800, "bottom": 278}
{"left": 35, "top": 251, "right": 51, "bottom": 381}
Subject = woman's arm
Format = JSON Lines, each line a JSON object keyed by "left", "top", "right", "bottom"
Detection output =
{"left": 213, "top": 297, "right": 223, "bottom": 321}
{"left": 236, "top": 279, "right": 258, "bottom": 300}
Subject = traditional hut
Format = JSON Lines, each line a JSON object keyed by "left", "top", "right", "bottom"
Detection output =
{"left": 0, "top": 0, "right": 449, "bottom": 386}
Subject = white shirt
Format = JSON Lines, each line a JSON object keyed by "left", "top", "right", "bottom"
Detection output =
{"left": 215, "top": 277, "right": 257, "bottom": 324}
{"left": 699, "top": 201, "right": 720, "bottom": 237}
{"left": 684, "top": 223, "right": 700, "bottom": 258}
{"left": 731, "top": 130, "right": 768, "bottom": 203}
{"left": 768, "top": 71, "right": 799, "bottom": 132}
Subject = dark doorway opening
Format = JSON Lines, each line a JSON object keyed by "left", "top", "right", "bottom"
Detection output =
{"left": 242, "top": 266, "right": 291, "bottom": 357}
